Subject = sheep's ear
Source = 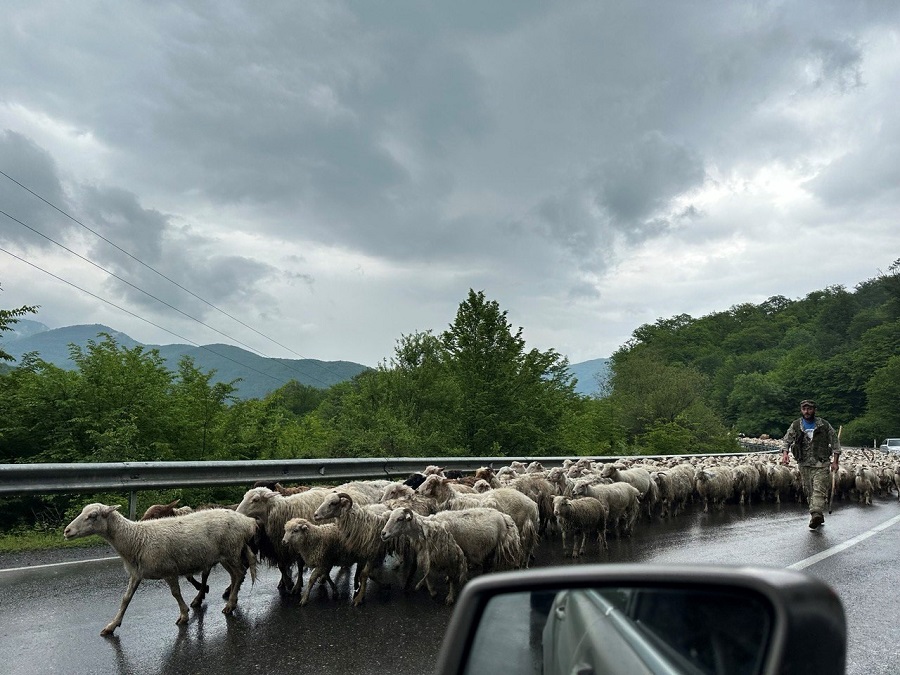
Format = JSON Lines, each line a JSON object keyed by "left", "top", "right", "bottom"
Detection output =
{"left": 403, "top": 508, "right": 413, "bottom": 520}
{"left": 101, "top": 504, "right": 120, "bottom": 516}
{"left": 167, "top": 499, "right": 180, "bottom": 508}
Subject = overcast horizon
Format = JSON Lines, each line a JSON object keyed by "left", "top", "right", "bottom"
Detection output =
{"left": 3, "top": 2, "right": 899, "bottom": 368}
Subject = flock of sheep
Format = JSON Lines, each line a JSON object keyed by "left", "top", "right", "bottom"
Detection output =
{"left": 63, "top": 444, "right": 900, "bottom": 636}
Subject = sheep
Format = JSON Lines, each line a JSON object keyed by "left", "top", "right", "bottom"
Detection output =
{"left": 572, "top": 480, "right": 641, "bottom": 538}
{"left": 379, "top": 482, "right": 438, "bottom": 516}
{"left": 854, "top": 465, "right": 876, "bottom": 505}
{"left": 380, "top": 507, "right": 468, "bottom": 604}
{"left": 63, "top": 503, "right": 257, "bottom": 636}
{"left": 694, "top": 467, "right": 734, "bottom": 512}
{"left": 732, "top": 464, "right": 761, "bottom": 506}
{"left": 509, "top": 473, "right": 557, "bottom": 535}
{"left": 427, "top": 507, "right": 523, "bottom": 574}
{"left": 600, "top": 463, "right": 653, "bottom": 499}
{"left": 313, "top": 492, "right": 399, "bottom": 606}
{"left": 765, "top": 464, "right": 794, "bottom": 504}
{"left": 235, "top": 486, "right": 329, "bottom": 594}
{"left": 281, "top": 517, "right": 359, "bottom": 605}
{"left": 651, "top": 464, "right": 694, "bottom": 518}
{"left": 552, "top": 496, "right": 608, "bottom": 556}
{"left": 419, "top": 476, "right": 539, "bottom": 565}
{"left": 545, "top": 466, "right": 575, "bottom": 497}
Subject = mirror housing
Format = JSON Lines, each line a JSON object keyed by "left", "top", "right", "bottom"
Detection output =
{"left": 435, "top": 564, "right": 845, "bottom": 675}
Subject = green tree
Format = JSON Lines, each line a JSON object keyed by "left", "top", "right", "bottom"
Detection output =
{"left": 170, "top": 356, "right": 238, "bottom": 460}
{"left": 0, "top": 287, "right": 38, "bottom": 362}
{"left": 441, "top": 289, "right": 576, "bottom": 455}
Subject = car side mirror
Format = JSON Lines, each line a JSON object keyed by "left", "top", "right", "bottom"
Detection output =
{"left": 435, "top": 564, "right": 845, "bottom": 675}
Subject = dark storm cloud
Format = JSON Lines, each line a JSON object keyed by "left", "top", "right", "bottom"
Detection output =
{"left": 0, "top": 131, "right": 71, "bottom": 246}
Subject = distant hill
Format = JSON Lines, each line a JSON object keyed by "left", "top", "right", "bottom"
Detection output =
{"left": 2, "top": 319, "right": 608, "bottom": 399}
{"left": 568, "top": 357, "right": 610, "bottom": 397}
{"left": 0, "top": 320, "right": 370, "bottom": 400}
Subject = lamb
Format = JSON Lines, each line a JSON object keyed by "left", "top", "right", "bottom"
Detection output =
{"left": 63, "top": 503, "right": 257, "bottom": 636}
{"left": 694, "top": 467, "right": 734, "bottom": 512}
{"left": 572, "top": 480, "right": 641, "bottom": 538}
{"left": 552, "top": 496, "right": 608, "bottom": 556}
{"left": 312, "top": 492, "right": 398, "bottom": 606}
{"left": 235, "top": 486, "right": 329, "bottom": 594}
{"left": 281, "top": 517, "right": 359, "bottom": 605}
{"left": 380, "top": 507, "right": 468, "bottom": 604}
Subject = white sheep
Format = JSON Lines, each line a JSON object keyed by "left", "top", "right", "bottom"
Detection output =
{"left": 380, "top": 507, "right": 468, "bottom": 604}
{"left": 765, "top": 464, "right": 794, "bottom": 504}
{"left": 235, "top": 486, "right": 329, "bottom": 594}
{"left": 418, "top": 475, "right": 539, "bottom": 566}
{"left": 63, "top": 503, "right": 257, "bottom": 636}
{"left": 694, "top": 467, "right": 734, "bottom": 512}
{"left": 732, "top": 464, "right": 761, "bottom": 505}
{"left": 600, "top": 462, "right": 651, "bottom": 490}
{"left": 312, "top": 492, "right": 398, "bottom": 606}
{"left": 552, "top": 495, "right": 608, "bottom": 556}
{"left": 572, "top": 480, "right": 641, "bottom": 538}
{"left": 854, "top": 465, "right": 876, "bottom": 505}
{"left": 281, "top": 517, "right": 359, "bottom": 605}
{"left": 426, "top": 507, "right": 523, "bottom": 574}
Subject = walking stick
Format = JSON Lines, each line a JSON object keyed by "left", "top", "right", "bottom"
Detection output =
{"left": 828, "top": 425, "right": 842, "bottom": 514}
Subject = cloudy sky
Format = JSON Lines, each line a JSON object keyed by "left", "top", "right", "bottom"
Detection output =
{"left": 2, "top": 2, "right": 899, "bottom": 368}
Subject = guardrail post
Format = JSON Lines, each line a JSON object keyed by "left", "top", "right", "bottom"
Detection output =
{"left": 129, "top": 491, "right": 137, "bottom": 520}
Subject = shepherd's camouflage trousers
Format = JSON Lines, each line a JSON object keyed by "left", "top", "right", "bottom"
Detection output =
{"left": 800, "top": 465, "right": 830, "bottom": 515}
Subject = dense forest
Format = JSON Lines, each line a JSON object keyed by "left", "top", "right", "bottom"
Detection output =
{"left": 2, "top": 266, "right": 899, "bottom": 471}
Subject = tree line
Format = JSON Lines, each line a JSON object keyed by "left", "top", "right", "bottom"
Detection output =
{"left": 1, "top": 267, "right": 899, "bottom": 525}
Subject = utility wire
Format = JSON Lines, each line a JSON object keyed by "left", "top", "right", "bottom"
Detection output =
{"left": 0, "top": 208, "right": 334, "bottom": 388}
{"left": 0, "top": 246, "right": 291, "bottom": 385}
{"left": 0, "top": 169, "right": 356, "bottom": 383}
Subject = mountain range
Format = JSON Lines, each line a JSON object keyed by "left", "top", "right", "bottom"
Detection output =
{"left": 1, "top": 320, "right": 608, "bottom": 399}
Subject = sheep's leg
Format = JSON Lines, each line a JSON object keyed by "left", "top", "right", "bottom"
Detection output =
{"left": 560, "top": 528, "right": 568, "bottom": 555}
{"left": 165, "top": 577, "right": 191, "bottom": 625}
{"left": 276, "top": 562, "right": 294, "bottom": 592}
{"left": 221, "top": 563, "right": 247, "bottom": 615}
{"left": 413, "top": 550, "right": 433, "bottom": 593}
{"left": 301, "top": 567, "right": 332, "bottom": 605}
{"left": 101, "top": 575, "right": 142, "bottom": 636}
{"left": 190, "top": 567, "right": 214, "bottom": 608}
{"left": 352, "top": 563, "right": 370, "bottom": 606}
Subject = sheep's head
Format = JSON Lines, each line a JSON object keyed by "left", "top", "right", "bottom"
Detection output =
{"left": 381, "top": 507, "right": 415, "bottom": 541}
{"left": 236, "top": 487, "right": 278, "bottom": 520}
{"left": 314, "top": 492, "right": 352, "bottom": 521}
{"left": 64, "top": 503, "right": 120, "bottom": 540}
{"left": 552, "top": 496, "right": 570, "bottom": 517}
{"left": 140, "top": 499, "right": 180, "bottom": 521}
{"left": 282, "top": 517, "right": 312, "bottom": 546}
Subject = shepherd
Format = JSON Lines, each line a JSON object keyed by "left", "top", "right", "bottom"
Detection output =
{"left": 782, "top": 399, "right": 841, "bottom": 530}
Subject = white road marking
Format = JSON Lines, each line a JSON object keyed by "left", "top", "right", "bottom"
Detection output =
{"left": 0, "top": 556, "right": 117, "bottom": 574}
{"left": 788, "top": 512, "right": 900, "bottom": 570}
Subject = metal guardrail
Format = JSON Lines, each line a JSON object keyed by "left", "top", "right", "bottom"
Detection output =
{"left": 0, "top": 447, "right": 776, "bottom": 499}
{"left": 0, "top": 457, "right": 569, "bottom": 497}
{"left": 0, "top": 457, "right": 573, "bottom": 518}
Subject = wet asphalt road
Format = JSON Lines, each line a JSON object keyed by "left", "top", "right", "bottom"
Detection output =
{"left": 1, "top": 495, "right": 898, "bottom": 675}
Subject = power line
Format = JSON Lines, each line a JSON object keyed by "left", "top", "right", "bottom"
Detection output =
{"left": 0, "top": 169, "right": 354, "bottom": 381}
{"left": 0, "top": 208, "right": 335, "bottom": 388}
{"left": 0, "top": 246, "right": 292, "bottom": 386}
{"left": 0, "top": 169, "right": 359, "bottom": 384}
